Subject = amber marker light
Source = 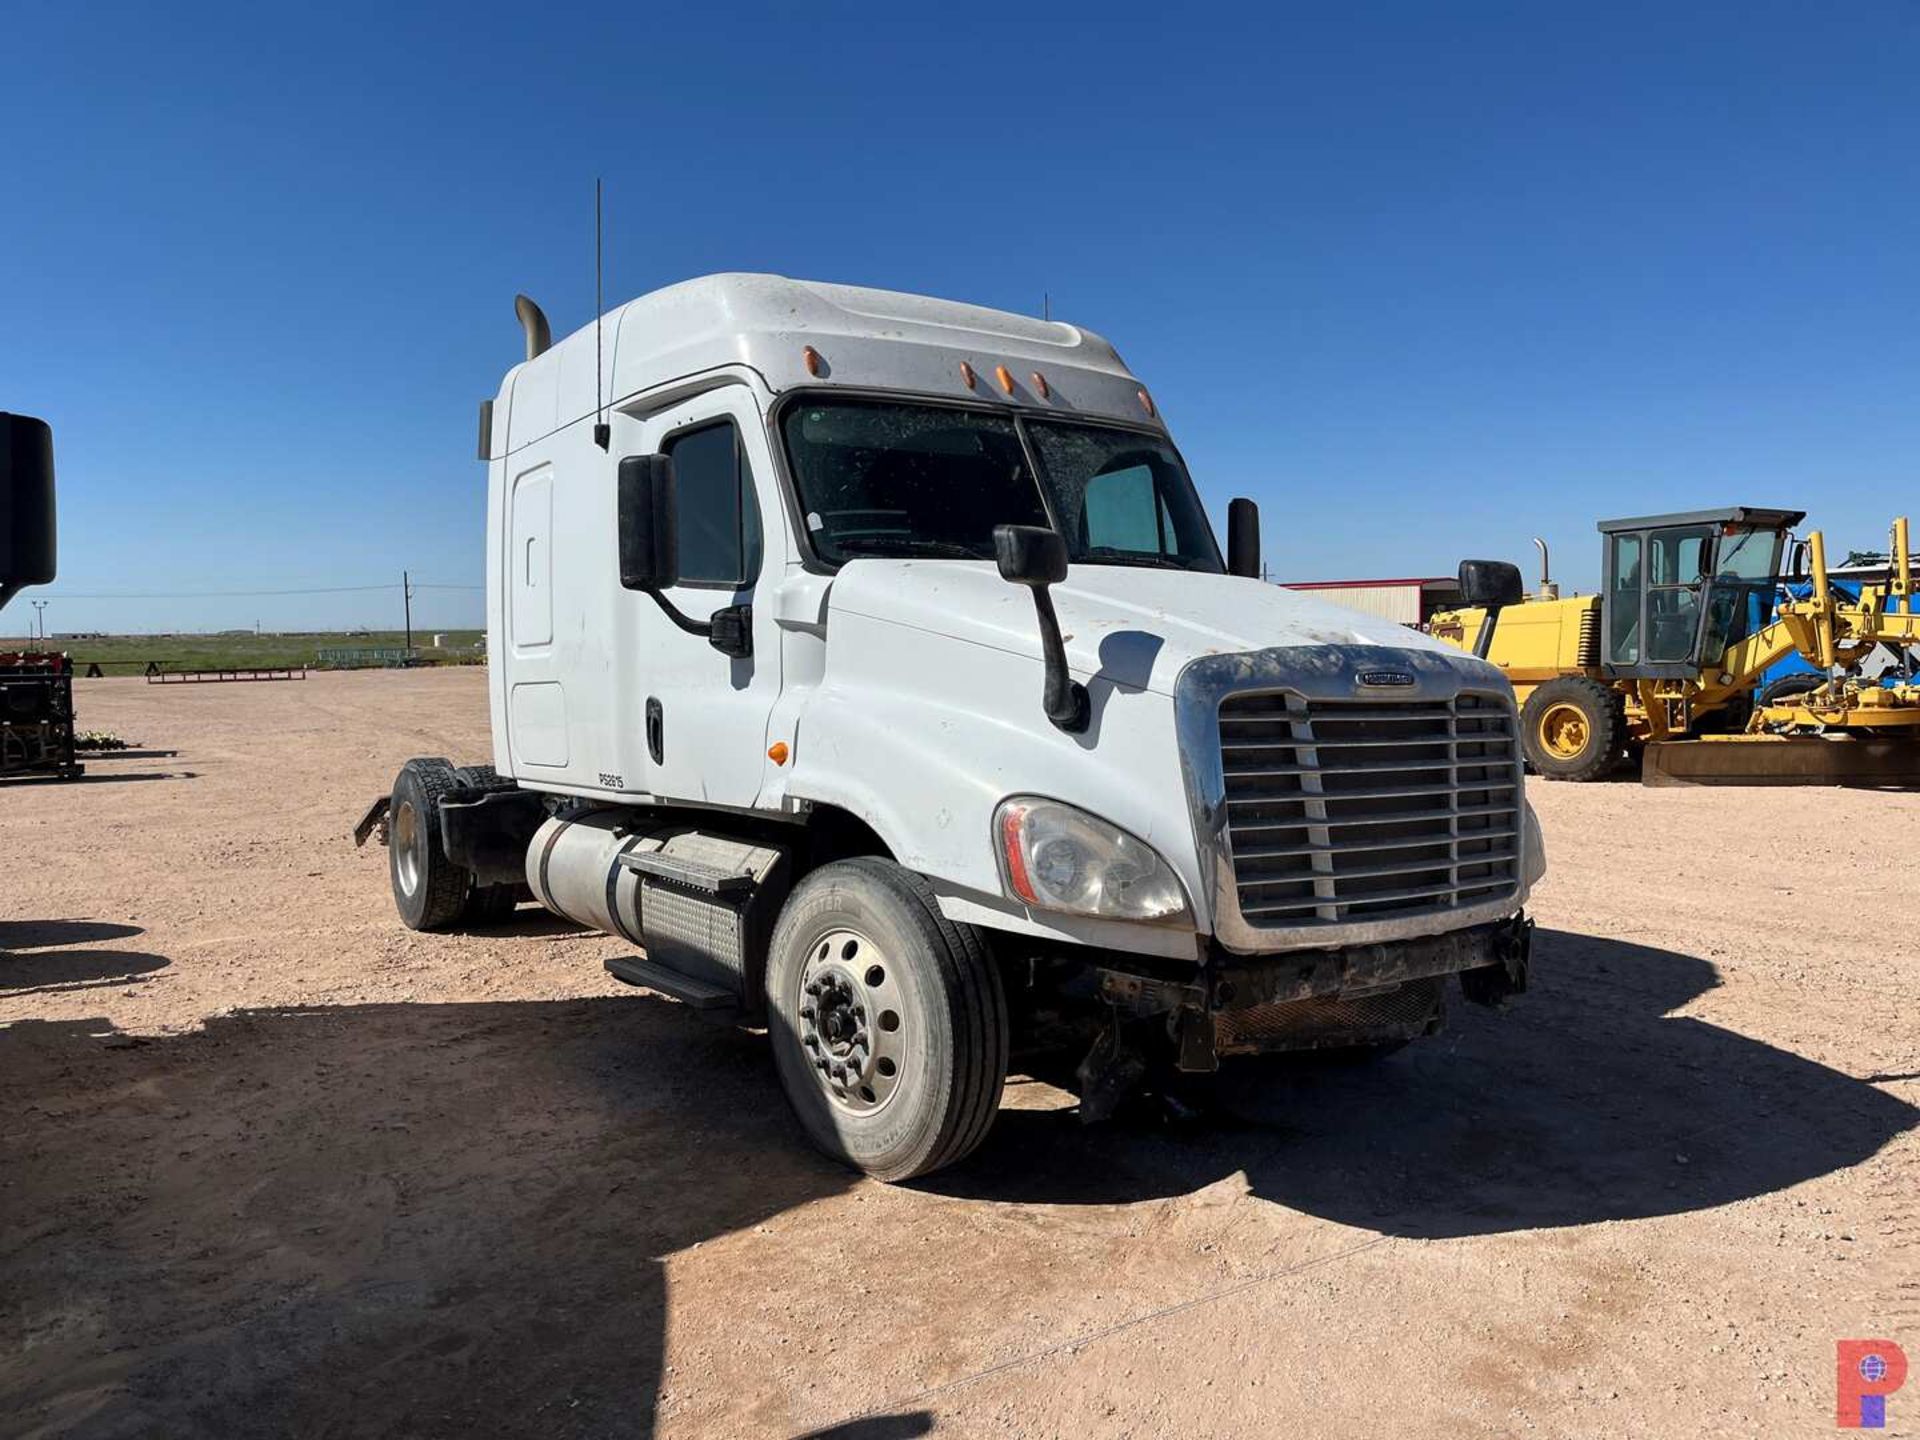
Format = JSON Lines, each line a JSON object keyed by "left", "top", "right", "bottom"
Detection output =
{"left": 959, "top": 361, "right": 978, "bottom": 389}
{"left": 802, "top": 345, "right": 823, "bottom": 377}
{"left": 767, "top": 741, "right": 790, "bottom": 766}
{"left": 999, "top": 802, "right": 1037, "bottom": 905}
{"left": 994, "top": 364, "right": 1015, "bottom": 394}
{"left": 1031, "top": 370, "right": 1050, "bottom": 398}
{"left": 1137, "top": 388, "right": 1156, "bottom": 417}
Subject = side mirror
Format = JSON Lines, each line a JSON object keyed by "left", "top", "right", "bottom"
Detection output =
{"left": 617, "top": 454, "right": 678, "bottom": 591}
{"left": 1457, "top": 558, "right": 1526, "bottom": 661}
{"left": 1458, "top": 559, "right": 1524, "bottom": 610}
{"left": 617, "top": 453, "right": 751, "bottom": 660}
{"left": 994, "top": 524, "right": 1069, "bottom": 587}
{"left": 993, "top": 525, "right": 1088, "bottom": 735}
{"left": 1, "top": 413, "right": 57, "bottom": 612}
{"left": 1227, "top": 497, "right": 1261, "bottom": 579}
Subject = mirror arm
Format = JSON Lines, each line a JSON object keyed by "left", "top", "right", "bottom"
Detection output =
{"left": 643, "top": 589, "right": 753, "bottom": 660}
{"left": 1473, "top": 602, "right": 1505, "bottom": 660}
{"left": 1029, "top": 587, "right": 1090, "bottom": 734}
{"left": 645, "top": 588, "right": 713, "bottom": 639}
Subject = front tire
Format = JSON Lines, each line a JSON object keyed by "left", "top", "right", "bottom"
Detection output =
{"left": 1520, "top": 676, "right": 1623, "bottom": 781}
{"left": 766, "top": 858, "right": 1008, "bottom": 1181}
{"left": 1759, "top": 672, "right": 1821, "bottom": 708}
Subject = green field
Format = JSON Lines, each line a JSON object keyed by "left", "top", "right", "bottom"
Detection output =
{"left": 0, "top": 630, "right": 486, "bottom": 672}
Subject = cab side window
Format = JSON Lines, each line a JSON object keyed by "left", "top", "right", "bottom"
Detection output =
{"left": 664, "top": 419, "right": 763, "bottom": 588}
{"left": 1608, "top": 534, "right": 1641, "bottom": 663}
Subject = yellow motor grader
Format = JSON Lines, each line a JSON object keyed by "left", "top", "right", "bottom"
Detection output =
{"left": 1431, "top": 508, "right": 1920, "bottom": 784}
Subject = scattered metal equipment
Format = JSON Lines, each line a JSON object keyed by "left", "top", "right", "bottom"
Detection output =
{"left": 1, "top": 650, "right": 82, "bottom": 780}
{"left": 316, "top": 646, "right": 417, "bottom": 669}
{"left": 147, "top": 666, "right": 306, "bottom": 684}
{"left": 0, "top": 413, "right": 74, "bottom": 781}
{"left": 1433, "top": 511, "right": 1920, "bottom": 785}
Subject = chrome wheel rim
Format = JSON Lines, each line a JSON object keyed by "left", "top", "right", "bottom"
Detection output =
{"left": 797, "top": 928, "right": 906, "bottom": 1115}
{"left": 392, "top": 797, "right": 423, "bottom": 897}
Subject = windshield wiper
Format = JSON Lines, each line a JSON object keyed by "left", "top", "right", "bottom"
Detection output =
{"left": 1081, "top": 547, "right": 1192, "bottom": 570}
{"left": 833, "top": 537, "right": 990, "bottom": 560}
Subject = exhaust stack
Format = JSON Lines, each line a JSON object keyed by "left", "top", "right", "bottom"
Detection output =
{"left": 515, "top": 294, "right": 552, "bottom": 361}
{"left": 1532, "top": 537, "right": 1559, "bottom": 600}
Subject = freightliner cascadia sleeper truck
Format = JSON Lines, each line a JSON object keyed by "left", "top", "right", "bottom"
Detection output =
{"left": 357, "top": 275, "right": 1545, "bottom": 1181}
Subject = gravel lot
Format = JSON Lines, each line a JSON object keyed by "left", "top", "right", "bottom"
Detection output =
{"left": 3, "top": 669, "right": 1915, "bottom": 1438}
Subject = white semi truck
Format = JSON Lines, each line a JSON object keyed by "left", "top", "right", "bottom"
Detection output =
{"left": 358, "top": 274, "right": 1546, "bottom": 1180}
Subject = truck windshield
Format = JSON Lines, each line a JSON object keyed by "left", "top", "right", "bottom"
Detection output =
{"left": 779, "top": 398, "right": 1223, "bottom": 571}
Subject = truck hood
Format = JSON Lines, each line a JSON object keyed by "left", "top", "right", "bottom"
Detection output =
{"left": 823, "top": 560, "right": 1470, "bottom": 695}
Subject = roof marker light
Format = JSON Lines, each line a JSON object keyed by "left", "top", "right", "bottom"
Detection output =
{"left": 959, "top": 361, "right": 978, "bottom": 390}
{"left": 1031, "top": 371, "right": 1050, "bottom": 399}
{"left": 994, "top": 364, "right": 1015, "bottom": 394}
{"left": 802, "top": 345, "right": 823, "bottom": 377}
{"left": 1137, "top": 388, "right": 1156, "bottom": 417}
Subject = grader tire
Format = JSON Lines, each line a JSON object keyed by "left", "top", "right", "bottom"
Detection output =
{"left": 1759, "top": 673, "right": 1821, "bottom": 708}
{"left": 1520, "top": 677, "right": 1623, "bottom": 782}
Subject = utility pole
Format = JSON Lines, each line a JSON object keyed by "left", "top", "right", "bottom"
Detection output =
{"left": 403, "top": 571, "right": 413, "bottom": 652}
{"left": 31, "top": 599, "right": 48, "bottom": 648}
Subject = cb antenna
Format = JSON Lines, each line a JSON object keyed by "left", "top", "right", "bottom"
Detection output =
{"left": 593, "top": 177, "right": 610, "bottom": 451}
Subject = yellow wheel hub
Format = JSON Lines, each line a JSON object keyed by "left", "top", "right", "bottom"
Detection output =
{"left": 1538, "top": 702, "right": 1592, "bottom": 759}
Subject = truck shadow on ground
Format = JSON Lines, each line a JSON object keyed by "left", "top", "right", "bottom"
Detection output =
{"left": 0, "top": 996, "right": 914, "bottom": 1440}
{"left": 4, "top": 928, "right": 1910, "bottom": 1437}
{"left": 924, "top": 928, "right": 1919, "bottom": 1232}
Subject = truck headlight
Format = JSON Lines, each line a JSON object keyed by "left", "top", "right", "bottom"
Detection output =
{"left": 994, "top": 797, "right": 1189, "bottom": 924}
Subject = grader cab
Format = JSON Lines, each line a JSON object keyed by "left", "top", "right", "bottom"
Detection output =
{"left": 1432, "top": 508, "right": 1920, "bottom": 785}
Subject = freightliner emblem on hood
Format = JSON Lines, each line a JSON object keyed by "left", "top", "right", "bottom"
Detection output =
{"left": 1355, "top": 669, "right": 1417, "bottom": 688}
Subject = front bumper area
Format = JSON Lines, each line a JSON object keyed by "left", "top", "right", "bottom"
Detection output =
{"left": 1095, "top": 912, "right": 1532, "bottom": 1068}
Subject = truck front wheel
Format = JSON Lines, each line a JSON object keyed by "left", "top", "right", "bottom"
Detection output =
{"left": 766, "top": 858, "right": 1008, "bottom": 1181}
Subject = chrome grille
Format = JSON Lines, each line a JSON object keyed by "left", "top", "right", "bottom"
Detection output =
{"left": 1218, "top": 690, "right": 1522, "bottom": 928}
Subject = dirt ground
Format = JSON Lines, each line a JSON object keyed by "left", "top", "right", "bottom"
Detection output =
{"left": 2, "top": 669, "right": 1915, "bottom": 1439}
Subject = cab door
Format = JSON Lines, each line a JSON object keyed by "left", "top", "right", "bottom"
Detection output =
{"left": 625, "top": 387, "right": 784, "bottom": 809}
{"left": 1604, "top": 525, "right": 1712, "bottom": 676}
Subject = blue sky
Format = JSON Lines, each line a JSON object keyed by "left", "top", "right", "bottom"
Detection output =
{"left": 5, "top": 1, "right": 1918, "bottom": 633}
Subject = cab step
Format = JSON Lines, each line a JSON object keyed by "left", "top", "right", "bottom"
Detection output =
{"left": 616, "top": 848, "right": 756, "bottom": 896}
{"left": 604, "top": 955, "right": 739, "bottom": 1009}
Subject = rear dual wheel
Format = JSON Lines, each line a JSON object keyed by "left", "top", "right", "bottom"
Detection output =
{"left": 388, "top": 759, "right": 520, "bottom": 930}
